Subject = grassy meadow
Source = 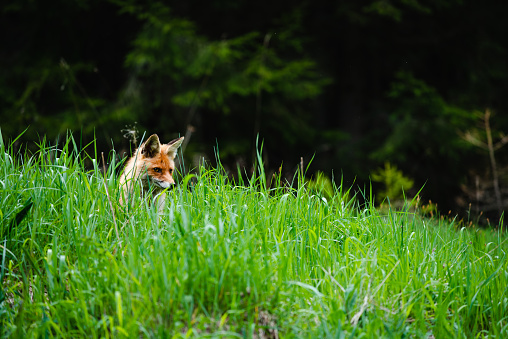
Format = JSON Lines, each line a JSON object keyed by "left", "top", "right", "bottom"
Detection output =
{"left": 1, "top": 133, "right": 508, "bottom": 338}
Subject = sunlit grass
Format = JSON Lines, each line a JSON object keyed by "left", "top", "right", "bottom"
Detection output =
{"left": 1, "top": 132, "right": 507, "bottom": 338}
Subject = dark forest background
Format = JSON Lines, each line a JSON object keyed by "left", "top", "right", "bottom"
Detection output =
{"left": 2, "top": 0, "right": 508, "bottom": 224}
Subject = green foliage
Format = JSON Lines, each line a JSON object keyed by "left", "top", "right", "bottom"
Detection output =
{"left": 3, "top": 0, "right": 508, "bottom": 222}
{"left": 306, "top": 171, "right": 335, "bottom": 201}
{"left": 371, "top": 161, "right": 414, "bottom": 203}
{"left": 374, "top": 71, "right": 474, "bottom": 164}
{"left": 368, "top": 71, "right": 480, "bottom": 208}
{"left": 364, "top": 0, "right": 431, "bottom": 22}
{"left": 122, "top": 3, "right": 328, "bottom": 102}
{"left": 117, "top": 1, "right": 331, "bottom": 156}
{"left": 1, "top": 134, "right": 508, "bottom": 337}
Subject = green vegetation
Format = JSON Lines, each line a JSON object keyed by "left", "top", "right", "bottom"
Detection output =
{"left": 1, "top": 134, "right": 508, "bottom": 338}
{"left": 4, "top": 1, "right": 508, "bottom": 222}
{"left": 371, "top": 162, "right": 414, "bottom": 204}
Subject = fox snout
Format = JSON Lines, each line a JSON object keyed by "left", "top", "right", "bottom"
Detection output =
{"left": 152, "top": 177, "right": 175, "bottom": 190}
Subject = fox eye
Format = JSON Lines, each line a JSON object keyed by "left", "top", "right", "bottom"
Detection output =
{"left": 153, "top": 167, "right": 162, "bottom": 173}
{"left": 169, "top": 168, "right": 174, "bottom": 175}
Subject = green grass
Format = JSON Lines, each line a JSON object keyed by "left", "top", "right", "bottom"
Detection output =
{"left": 1, "top": 132, "right": 508, "bottom": 338}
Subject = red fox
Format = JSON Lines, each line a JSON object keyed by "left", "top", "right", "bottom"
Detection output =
{"left": 120, "top": 134, "right": 184, "bottom": 212}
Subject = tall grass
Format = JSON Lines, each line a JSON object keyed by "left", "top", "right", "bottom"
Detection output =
{"left": 1, "top": 132, "right": 507, "bottom": 338}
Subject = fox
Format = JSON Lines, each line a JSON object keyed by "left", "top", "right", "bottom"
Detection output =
{"left": 119, "top": 134, "right": 184, "bottom": 212}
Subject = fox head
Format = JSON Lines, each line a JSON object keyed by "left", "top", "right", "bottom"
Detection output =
{"left": 135, "top": 134, "right": 184, "bottom": 191}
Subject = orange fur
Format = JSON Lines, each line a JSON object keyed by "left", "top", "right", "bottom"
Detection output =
{"left": 120, "top": 134, "right": 184, "bottom": 212}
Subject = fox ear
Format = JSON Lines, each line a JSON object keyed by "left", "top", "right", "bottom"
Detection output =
{"left": 165, "top": 136, "right": 184, "bottom": 158}
{"left": 141, "top": 134, "right": 161, "bottom": 158}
